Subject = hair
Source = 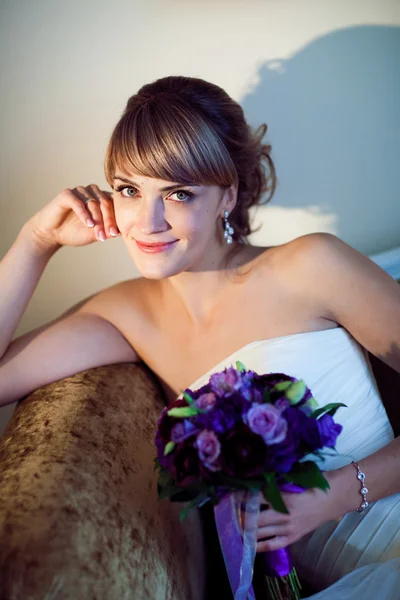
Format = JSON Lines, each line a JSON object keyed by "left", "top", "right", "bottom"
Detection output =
{"left": 104, "top": 75, "right": 276, "bottom": 266}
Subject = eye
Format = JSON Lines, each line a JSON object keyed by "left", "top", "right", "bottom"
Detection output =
{"left": 114, "top": 184, "right": 195, "bottom": 203}
{"left": 168, "top": 189, "right": 195, "bottom": 203}
{"left": 115, "top": 185, "right": 137, "bottom": 198}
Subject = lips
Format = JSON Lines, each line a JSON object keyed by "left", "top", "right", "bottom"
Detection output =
{"left": 135, "top": 239, "right": 178, "bottom": 253}
{"left": 135, "top": 240, "right": 177, "bottom": 247}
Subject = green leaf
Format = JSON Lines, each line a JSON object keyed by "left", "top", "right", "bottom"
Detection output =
{"left": 235, "top": 360, "right": 247, "bottom": 372}
{"left": 158, "top": 483, "right": 183, "bottom": 500}
{"left": 272, "top": 381, "right": 292, "bottom": 392}
{"left": 183, "top": 391, "right": 195, "bottom": 405}
{"left": 262, "top": 474, "right": 289, "bottom": 514}
{"left": 179, "top": 492, "right": 209, "bottom": 522}
{"left": 310, "top": 402, "right": 347, "bottom": 419}
{"left": 157, "top": 467, "right": 174, "bottom": 489}
{"left": 262, "top": 388, "right": 271, "bottom": 403}
{"left": 167, "top": 406, "right": 199, "bottom": 418}
{"left": 283, "top": 461, "right": 329, "bottom": 491}
{"left": 285, "top": 380, "right": 307, "bottom": 404}
{"left": 164, "top": 441, "right": 176, "bottom": 456}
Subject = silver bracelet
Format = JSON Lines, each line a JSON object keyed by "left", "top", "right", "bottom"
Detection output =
{"left": 351, "top": 460, "right": 369, "bottom": 512}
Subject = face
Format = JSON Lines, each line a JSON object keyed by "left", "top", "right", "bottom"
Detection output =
{"left": 112, "top": 171, "right": 236, "bottom": 279}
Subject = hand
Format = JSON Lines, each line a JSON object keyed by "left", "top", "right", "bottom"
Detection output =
{"left": 24, "top": 184, "right": 120, "bottom": 254}
{"left": 255, "top": 479, "right": 338, "bottom": 553}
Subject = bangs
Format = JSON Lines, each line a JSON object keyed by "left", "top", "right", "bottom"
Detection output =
{"left": 104, "top": 97, "right": 238, "bottom": 188}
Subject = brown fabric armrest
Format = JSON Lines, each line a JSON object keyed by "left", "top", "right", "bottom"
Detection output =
{"left": 0, "top": 363, "right": 206, "bottom": 600}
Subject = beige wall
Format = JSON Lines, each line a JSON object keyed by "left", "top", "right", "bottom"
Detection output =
{"left": 1, "top": 0, "right": 399, "bottom": 433}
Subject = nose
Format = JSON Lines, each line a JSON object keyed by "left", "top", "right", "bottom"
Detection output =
{"left": 136, "top": 197, "right": 168, "bottom": 235}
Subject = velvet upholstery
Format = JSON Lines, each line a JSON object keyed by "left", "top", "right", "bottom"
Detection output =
{"left": 0, "top": 363, "right": 206, "bottom": 600}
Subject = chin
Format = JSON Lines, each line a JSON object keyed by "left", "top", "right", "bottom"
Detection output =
{"left": 130, "top": 255, "right": 185, "bottom": 280}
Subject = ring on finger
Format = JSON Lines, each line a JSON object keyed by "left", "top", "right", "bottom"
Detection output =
{"left": 84, "top": 196, "right": 99, "bottom": 205}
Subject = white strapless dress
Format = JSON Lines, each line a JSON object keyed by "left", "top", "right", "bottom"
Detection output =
{"left": 181, "top": 327, "right": 400, "bottom": 599}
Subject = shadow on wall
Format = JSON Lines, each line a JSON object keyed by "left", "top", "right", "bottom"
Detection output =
{"left": 242, "top": 25, "right": 400, "bottom": 256}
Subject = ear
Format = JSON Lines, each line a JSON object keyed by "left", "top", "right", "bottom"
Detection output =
{"left": 220, "top": 183, "right": 238, "bottom": 216}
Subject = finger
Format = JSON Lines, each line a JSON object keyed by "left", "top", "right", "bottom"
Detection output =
{"left": 88, "top": 184, "right": 119, "bottom": 237}
{"left": 75, "top": 186, "right": 106, "bottom": 242}
{"left": 256, "top": 524, "right": 288, "bottom": 541}
{"left": 257, "top": 509, "right": 289, "bottom": 528}
{"left": 86, "top": 200, "right": 104, "bottom": 242}
{"left": 60, "top": 188, "right": 95, "bottom": 228}
{"left": 256, "top": 535, "right": 289, "bottom": 553}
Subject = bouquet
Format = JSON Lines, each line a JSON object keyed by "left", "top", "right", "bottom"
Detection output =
{"left": 154, "top": 361, "right": 345, "bottom": 600}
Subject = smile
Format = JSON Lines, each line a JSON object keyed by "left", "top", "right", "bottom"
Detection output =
{"left": 135, "top": 240, "right": 178, "bottom": 253}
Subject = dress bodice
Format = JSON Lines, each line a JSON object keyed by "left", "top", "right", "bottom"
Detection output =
{"left": 181, "top": 326, "right": 394, "bottom": 470}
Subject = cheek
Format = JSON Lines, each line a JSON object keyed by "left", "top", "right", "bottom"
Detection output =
{"left": 176, "top": 206, "right": 214, "bottom": 238}
{"left": 114, "top": 204, "right": 136, "bottom": 235}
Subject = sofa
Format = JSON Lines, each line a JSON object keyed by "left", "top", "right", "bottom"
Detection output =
{"left": 0, "top": 363, "right": 210, "bottom": 600}
{"left": 0, "top": 351, "right": 399, "bottom": 600}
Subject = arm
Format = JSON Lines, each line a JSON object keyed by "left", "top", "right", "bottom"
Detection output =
{"left": 0, "top": 188, "right": 137, "bottom": 407}
{"left": 0, "top": 302, "right": 139, "bottom": 407}
{"left": 299, "top": 232, "right": 400, "bottom": 502}
{"left": 0, "top": 226, "right": 58, "bottom": 360}
{"left": 0, "top": 184, "right": 119, "bottom": 361}
{"left": 256, "top": 233, "right": 400, "bottom": 551}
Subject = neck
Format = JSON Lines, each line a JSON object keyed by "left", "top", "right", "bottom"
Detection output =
{"left": 160, "top": 241, "right": 256, "bottom": 330}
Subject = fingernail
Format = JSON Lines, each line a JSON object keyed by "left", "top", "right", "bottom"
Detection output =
{"left": 110, "top": 227, "right": 119, "bottom": 237}
{"left": 87, "top": 218, "right": 94, "bottom": 227}
{"left": 98, "top": 231, "right": 106, "bottom": 242}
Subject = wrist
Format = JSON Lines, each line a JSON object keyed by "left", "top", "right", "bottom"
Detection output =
{"left": 18, "top": 222, "right": 61, "bottom": 260}
{"left": 325, "top": 465, "right": 362, "bottom": 518}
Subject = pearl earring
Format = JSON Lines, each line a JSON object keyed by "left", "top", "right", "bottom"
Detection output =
{"left": 223, "top": 210, "right": 234, "bottom": 245}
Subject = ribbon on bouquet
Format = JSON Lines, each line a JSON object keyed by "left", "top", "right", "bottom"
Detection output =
{"left": 213, "top": 483, "right": 304, "bottom": 600}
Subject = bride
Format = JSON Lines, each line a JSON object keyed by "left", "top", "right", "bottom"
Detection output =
{"left": 1, "top": 75, "right": 399, "bottom": 598}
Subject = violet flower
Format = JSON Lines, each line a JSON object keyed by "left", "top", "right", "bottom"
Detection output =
{"left": 317, "top": 414, "right": 343, "bottom": 447}
{"left": 171, "top": 419, "right": 199, "bottom": 443}
{"left": 195, "top": 430, "right": 221, "bottom": 471}
{"left": 195, "top": 392, "right": 217, "bottom": 411}
{"left": 245, "top": 403, "right": 288, "bottom": 445}
{"left": 210, "top": 367, "right": 247, "bottom": 398}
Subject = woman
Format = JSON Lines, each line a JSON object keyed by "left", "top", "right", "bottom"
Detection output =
{"left": 1, "top": 75, "right": 399, "bottom": 598}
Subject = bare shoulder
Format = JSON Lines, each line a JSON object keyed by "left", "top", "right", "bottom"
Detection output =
{"left": 73, "top": 276, "right": 157, "bottom": 354}
{"left": 74, "top": 277, "right": 149, "bottom": 317}
{"left": 276, "top": 233, "right": 400, "bottom": 371}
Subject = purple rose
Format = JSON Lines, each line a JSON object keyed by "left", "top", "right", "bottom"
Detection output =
{"left": 171, "top": 419, "right": 199, "bottom": 443}
{"left": 195, "top": 430, "right": 221, "bottom": 471}
{"left": 317, "top": 414, "right": 343, "bottom": 448}
{"left": 245, "top": 403, "right": 288, "bottom": 445}
{"left": 210, "top": 367, "right": 247, "bottom": 398}
{"left": 220, "top": 426, "right": 267, "bottom": 477}
{"left": 195, "top": 392, "right": 217, "bottom": 411}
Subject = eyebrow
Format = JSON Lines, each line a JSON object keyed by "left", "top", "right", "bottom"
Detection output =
{"left": 113, "top": 175, "right": 199, "bottom": 192}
